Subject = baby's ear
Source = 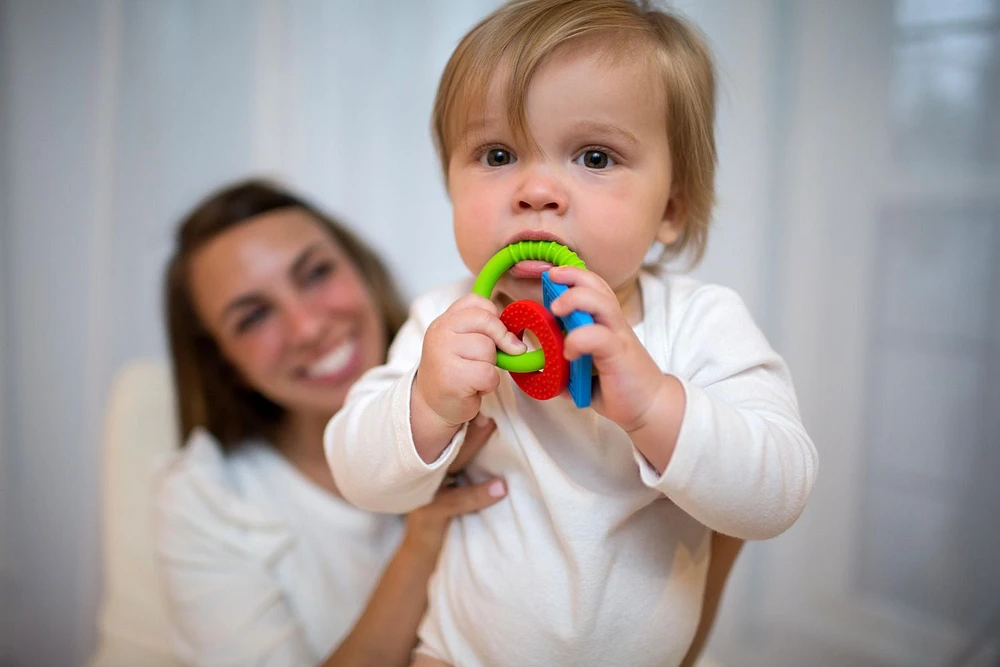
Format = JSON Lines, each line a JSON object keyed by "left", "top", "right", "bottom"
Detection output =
{"left": 657, "top": 187, "right": 687, "bottom": 246}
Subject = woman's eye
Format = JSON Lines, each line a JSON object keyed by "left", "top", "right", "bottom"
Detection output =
{"left": 304, "top": 261, "right": 334, "bottom": 285}
{"left": 236, "top": 306, "right": 270, "bottom": 334}
{"left": 483, "top": 148, "right": 515, "bottom": 167}
{"left": 576, "top": 149, "right": 613, "bottom": 169}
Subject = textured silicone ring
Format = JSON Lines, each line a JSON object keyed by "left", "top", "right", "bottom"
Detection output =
{"left": 472, "top": 241, "right": 586, "bottom": 372}
{"left": 499, "top": 300, "right": 569, "bottom": 400}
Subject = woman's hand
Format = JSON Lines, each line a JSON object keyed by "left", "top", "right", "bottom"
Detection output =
{"left": 327, "top": 416, "right": 505, "bottom": 667}
{"left": 403, "top": 413, "right": 506, "bottom": 553}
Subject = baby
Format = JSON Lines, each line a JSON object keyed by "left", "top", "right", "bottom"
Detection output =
{"left": 325, "top": 1, "right": 818, "bottom": 665}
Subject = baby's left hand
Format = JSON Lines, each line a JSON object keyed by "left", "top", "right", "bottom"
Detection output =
{"left": 546, "top": 266, "right": 666, "bottom": 432}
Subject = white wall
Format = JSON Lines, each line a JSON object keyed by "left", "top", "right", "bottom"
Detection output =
{"left": 0, "top": 2, "right": 501, "bottom": 664}
{"left": 2, "top": 1, "right": 998, "bottom": 665}
{"left": 3, "top": 2, "right": 110, "bottom": 664}
{"left": 0, "top": 3, "right": 12, "bottom": 662}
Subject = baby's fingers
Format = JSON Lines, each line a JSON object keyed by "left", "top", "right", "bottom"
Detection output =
{"left": 563, "top": 323, "right": 622, "bottom": 363}
{"left": 450, "top": 298, "right": 526, "bottom": 356}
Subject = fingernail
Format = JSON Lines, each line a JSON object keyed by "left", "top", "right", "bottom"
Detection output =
{"left": 474, "top": 412, "right": 492, "bottom": 427}
{"left": 488, "top": 480, "right": 506, "bottom": 498}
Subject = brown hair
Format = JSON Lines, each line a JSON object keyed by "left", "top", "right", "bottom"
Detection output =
{"left": 164, "top": 178, "right": 408, "bottom": 450}
{"left": 432, "top": 0, "right": 717, "bottom": 266}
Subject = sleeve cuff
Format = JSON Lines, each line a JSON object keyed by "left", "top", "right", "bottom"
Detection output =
{"left": 632, "top": 376, "right": 703, "bottom": 493}
{"left": 391, "top": 365, "right": 467, "bottom": 476}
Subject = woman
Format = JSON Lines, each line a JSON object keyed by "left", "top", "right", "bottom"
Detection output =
{"left": 155, "top": 179, "right": 506, "bottom": 666}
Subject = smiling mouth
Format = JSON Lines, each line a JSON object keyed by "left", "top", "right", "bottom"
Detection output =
{"left": 304, "top": 337, "right": 358, "bottom": 379}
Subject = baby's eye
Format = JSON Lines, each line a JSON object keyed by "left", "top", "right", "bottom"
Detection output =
{"left": 575, "top": 150, "right": 614, "bottom": 170}
{"left": 483, "top": 148, "right": 515, "bottom": 167}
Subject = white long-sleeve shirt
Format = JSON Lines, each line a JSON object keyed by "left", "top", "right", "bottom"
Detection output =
{"left": 325, "top": 269, "right": 818, "bottom": 666}
{"left": 154, "top": 429, "right": 403, "bottom": 667}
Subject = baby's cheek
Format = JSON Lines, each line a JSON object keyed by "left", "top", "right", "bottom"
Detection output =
{"left": 454, "top": 204, "right": 496, "bottom": 265}
{"left": 590, "top": 249, "right": 646, "bottom": 292}
{"left": 456, "top": 196, "right": 493, "bottom": 230}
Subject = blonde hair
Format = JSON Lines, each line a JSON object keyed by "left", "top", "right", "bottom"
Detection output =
{"left": 432, "top": 0, "right": 717, "bottom": 266}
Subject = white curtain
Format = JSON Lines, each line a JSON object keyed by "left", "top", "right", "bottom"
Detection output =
{"left": 2, "top": 1, "right": 998, "bottom": 665}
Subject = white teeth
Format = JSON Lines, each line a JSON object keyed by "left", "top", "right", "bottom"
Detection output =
{"left": 306, "top": 339, "right": 356, "bottom": 378}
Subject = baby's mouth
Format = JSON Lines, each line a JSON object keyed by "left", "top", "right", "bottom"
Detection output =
{"left": 500, "top": 239, "right": 584, "bottom": 280}
{"left": 508, "top": 259, "right": 554, "bottom": 280}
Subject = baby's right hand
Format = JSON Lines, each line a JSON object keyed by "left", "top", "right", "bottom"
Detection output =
{"left": 411, "top": 294, "right": 525, "bottom": 461}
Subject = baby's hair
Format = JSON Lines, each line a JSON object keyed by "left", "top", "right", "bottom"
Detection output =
{"left": 432, "top": 0, "right": 717, "bottom": 266}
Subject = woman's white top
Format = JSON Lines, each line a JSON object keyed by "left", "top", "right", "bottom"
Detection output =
{"left": 154, "top": 428, "right": 404, "bottom": 667}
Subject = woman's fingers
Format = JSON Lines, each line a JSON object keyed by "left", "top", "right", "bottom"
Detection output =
{"left": 449, "top": 413, "right": 496, "bottom": 473}
{"left": 433, "top": 478, "right": 507, "bottom": 517}
{"left": 406, "top": 413, "right": 505, "bottom": 546}
{"left": 404, "top": 474, "right": 507, "bottom": 551}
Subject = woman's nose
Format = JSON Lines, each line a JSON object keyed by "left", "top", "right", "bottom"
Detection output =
{"left": 513, "top": 166, "right": 568, "bottom": 214}
{"left": 283, "top": 300, "right": 324, "bottom": 346}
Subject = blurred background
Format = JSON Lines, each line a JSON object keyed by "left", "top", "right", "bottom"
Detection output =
{"left": 1, "top": 0, "right": 998, "bottom": 665}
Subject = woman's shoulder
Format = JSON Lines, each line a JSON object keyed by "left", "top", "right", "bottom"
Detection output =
{"left": 155, "top": 429, "right": 289, "bottom": 555}
{"left": 157, "top": 429, "right": 235, "bottom": 503}
{"left": 157, "top": 427, "right": 229, "bottom": 489}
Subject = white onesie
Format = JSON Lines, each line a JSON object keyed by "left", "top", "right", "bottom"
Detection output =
{"left": 325, "top": 269, "right": 818, "bottom": 666}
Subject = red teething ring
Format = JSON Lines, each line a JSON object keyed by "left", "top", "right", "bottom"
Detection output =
{"left": 499, "top": 300, "right": 568, "bottom": 400}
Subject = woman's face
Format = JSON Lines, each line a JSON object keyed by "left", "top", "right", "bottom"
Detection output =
{"left": 188, "top": 208, "right": 387, "bottom": 421}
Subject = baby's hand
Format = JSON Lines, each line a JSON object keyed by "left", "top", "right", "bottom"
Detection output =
{"left": 547, "top": 266, "right": 667, "bottom": 433}
{"left": 411, "top": 294, "right": 525, "bottom": 461}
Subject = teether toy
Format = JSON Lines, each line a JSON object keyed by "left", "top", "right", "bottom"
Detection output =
{"left": 472, "top": 240, "right": 594, "bottom": 408}
{"left": 499, "top": 299, "right": 569, "bottom": 400}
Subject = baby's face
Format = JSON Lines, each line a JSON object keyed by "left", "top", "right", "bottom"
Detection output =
{"left": 447, "top": 42, "right": 683, "bottom": 309}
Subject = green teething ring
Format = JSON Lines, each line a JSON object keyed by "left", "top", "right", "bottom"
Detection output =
{"left": 472, "top": 241, "right": 586, "bottom": 372}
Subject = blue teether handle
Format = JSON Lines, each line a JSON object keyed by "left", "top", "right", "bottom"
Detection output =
{"left": 542, "top": 272, "right": 593, "bottom": 408}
